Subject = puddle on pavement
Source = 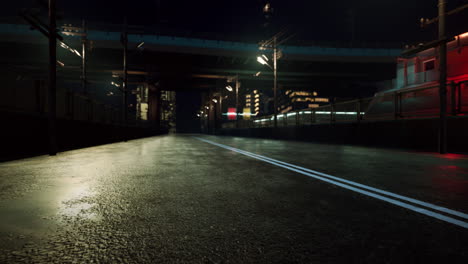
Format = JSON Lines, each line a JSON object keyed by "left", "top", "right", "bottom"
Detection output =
{"left": 0, "top": 178, "right": 101, "bottom": 245}
{"left": 56, "top": 182, "right": 101, "bottom": 222}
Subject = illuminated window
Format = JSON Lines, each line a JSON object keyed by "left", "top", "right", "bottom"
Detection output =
{"left": 314, "top": 98, "right": 329, "bottom": 103}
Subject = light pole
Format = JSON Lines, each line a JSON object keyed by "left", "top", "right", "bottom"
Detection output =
{"left": 273, "top": 36, "right": 278, "bottom": 128}
{"left": 419, "top": 1, "right": 468, "bottom": 153}
{"left": 257, "top": 49, "right": 278, "bottom": 128}
{"left": 235, "top": 75, "right": 240, "bottom": 128}
{"left": 122, "top": 20, "right": 128, "bottom": 129}
{"left": 48, "top": 0, "right": 57, "bottom": 155}
{"left": 438, "top": 0, "right": 447, "bottom": 154}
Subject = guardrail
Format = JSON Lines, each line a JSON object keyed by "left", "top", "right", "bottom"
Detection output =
{"left": 221, "top": 98, "right": 372, "bottom": 129}
{"left": 221, "top": 80, "right": 468, "bottom": 129}
{"left": 366, "top": 80, "right": 468, "bottom": 120}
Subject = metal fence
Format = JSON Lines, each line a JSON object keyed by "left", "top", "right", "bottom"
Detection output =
{"left": 365, "top": 80, "right": 468, "bottom": 120}
{"left": 221, "top": 98, "right": 372, "bottom": 129}
{"left": 222, "top": 80, "right": 468, "bottom": 129}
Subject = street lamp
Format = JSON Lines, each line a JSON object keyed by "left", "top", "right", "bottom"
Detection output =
{"left": 256, "top": 45, "right": 278, "bottom": 128}
{"left": 257, "top": 55, "right": 270, "bottom": 67}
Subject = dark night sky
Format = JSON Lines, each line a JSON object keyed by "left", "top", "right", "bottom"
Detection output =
{"left": 2, "top": 0, "right": 468, "bottom": 43}
{"left": 2, "top": 1, "right": 467, "bottom": 127}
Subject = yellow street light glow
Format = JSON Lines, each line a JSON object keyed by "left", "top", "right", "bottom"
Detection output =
{"left": 257, "top": 56, "right": 268, "bottom": 65}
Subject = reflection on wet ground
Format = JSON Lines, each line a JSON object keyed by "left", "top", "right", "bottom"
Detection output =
{"left": 0, "top": 135, "right": 467, "bottom": 263}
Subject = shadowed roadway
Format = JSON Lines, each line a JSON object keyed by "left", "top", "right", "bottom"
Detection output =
{"left": 0, "top": 135, "right": 467, "bottom": 263}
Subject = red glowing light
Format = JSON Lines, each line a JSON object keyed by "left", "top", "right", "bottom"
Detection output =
{"left": 441, "top": 153, "right": 467, "bottom": 160}
{"left": 228, "top": 108, "right": 237, "bottom": 120}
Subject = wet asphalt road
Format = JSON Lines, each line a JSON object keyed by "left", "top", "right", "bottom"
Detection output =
{"left": 0, "top": 134, "right": 467, "bottom": 263}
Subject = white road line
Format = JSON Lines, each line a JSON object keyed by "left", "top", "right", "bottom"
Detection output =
{"left": 198, "top": 138, "right": 468, "bottom": 220}
{"left": 195, "top": 137, "right": 468, "bottom": 229}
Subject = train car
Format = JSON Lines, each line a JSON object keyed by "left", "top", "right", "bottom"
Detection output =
{"left": 364, "top": 32, "right": 468, "bottom": 120}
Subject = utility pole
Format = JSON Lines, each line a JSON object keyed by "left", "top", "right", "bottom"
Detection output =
{"left": 273, "top": 36, "right": 278, "bottom": 128}
{"left": 235, "top": 75, "right": 240, "bottom": 128}
{"left": 438, "top": 0, "right": 447, "bottom": 154}
{"left": 48, "top": 0, "right": 57, "bottom": 155}
{"left": 81, "top": 20, "right": 89, "bottom": 120}
{"left": 417, "top": 1, "right": 468, "bottom": 153}
{"left": 122, "top": 19, "right": 128, "bottom": 129}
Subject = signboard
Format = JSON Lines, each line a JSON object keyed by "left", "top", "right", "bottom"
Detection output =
{"left": 228, "top": 108, "right": 237, "bottom": 120}
{"left": 243, "top": 108, "right": 251, "bottom": 120}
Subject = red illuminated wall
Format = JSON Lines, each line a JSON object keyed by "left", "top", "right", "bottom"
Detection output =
{"left": 447, "top": 46, "right": 468, "bottom": 79}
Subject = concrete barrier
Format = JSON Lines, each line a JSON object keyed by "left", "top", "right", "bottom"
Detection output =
{"left": 0, "top": 111, "right": 167, "bottom": 161}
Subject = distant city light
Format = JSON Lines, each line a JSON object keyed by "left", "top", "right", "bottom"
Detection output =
{"left": 111, "top": 81, "right": 121, "bottom": 88}
{"left": 212, "top": 98, "right": 218, "bottom": 103}
{"left": 225, "top": 85, "right": 233, "bottom": 92}
{"left": 254, "top": 71, "right": 261, "bottom": 76}
{"left": 137, "top": 42, "right": 145, "bottom": 48}
{"left": 227, "top": 108, "right": 237, "bottom": 120}
{"left": 263, "top": 3, "right": 272, "bottom": 13}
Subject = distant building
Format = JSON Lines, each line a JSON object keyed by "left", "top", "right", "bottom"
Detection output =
{"left": 279, "top": 90, "right": 329, "bottom": 113}
{"left": 161, "top": 90, "right": 176, "bottom": 131}
{"left": 244, "top": 89, "right": 268, "bottom": 117}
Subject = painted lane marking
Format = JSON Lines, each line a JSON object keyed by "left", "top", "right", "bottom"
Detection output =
{"left": 195, "top": 137, "right": 468, "bottom": 229}
{"left": 198, "top": 138, "right": 468, "bottom": 220}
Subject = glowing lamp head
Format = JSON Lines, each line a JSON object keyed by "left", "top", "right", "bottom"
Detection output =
{"left": 257, "top": 56, "right": 268, "bottom": 65}
{"left": 225, "top": 85, "right": 233, "bottom": 92}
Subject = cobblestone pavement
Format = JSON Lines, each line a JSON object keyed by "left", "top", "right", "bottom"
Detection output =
{"left": 0, "top": 135, "right": 467, "bottom": 263}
